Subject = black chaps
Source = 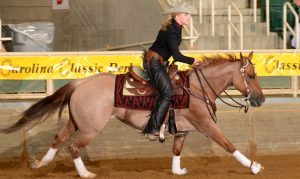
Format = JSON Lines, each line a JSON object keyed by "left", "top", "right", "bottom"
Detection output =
{"left": 142, "top": 58, "right": 173, "bottom": 134}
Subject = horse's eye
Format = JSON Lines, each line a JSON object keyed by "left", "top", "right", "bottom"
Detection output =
{"left": 248, "top": 74, "right": 255, "bottom": 79}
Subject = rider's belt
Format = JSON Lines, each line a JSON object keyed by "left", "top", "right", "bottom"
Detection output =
{"left": 146, "top": 50, "right": 164, "bottom": 65}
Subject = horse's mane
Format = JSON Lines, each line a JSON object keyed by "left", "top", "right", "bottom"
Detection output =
{"left": 141, "top": 50, "right": 238, "bottom": 69}
{"left": 199, "top": 54, "right": 238, "bottom": 68}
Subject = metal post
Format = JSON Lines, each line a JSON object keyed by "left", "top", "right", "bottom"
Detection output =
{"left": 266, "top": 0, "right": 270, "bottom": 36}
{"left": 0, "top": 18, "right": 2, "bottom": 49}
{"left": 228, "top": 2, "right": 243, "bottom": 50}
{"left": 46, "top": 79, "right": 54, "bottom": 95}
{"left": 253, "top": 0, "right": 257, "bottom": 23}
{"left": 228, "top": 5, "right": 231, "bottom": 50}
{"left": 292, "top": 77, "right": 298, "bottom": 97}
{"left": 282, "top": 2, "right": 299, "bottom": 97}
{"left": 283, "top": 5, "right": 287, "bottom": 49}
{"left": 283, "top": 2, "right": 299, "bottom": 49}
{"left": 199, "top": 0, "right": 202, "bottom": 23}
{"left": 0, "top": 18, "right": 12, "bottom": 50}
{"left": 240, "top": 8, "right": 244, "bottom": 50}
{"left": 296, "top": 17, "right": 300, "bottom": 50}
{"left": 211, "top": 0, "right": 215, "bottom": 36}
{"left": 190, "top": 17, "right": 194, "bottom": 47}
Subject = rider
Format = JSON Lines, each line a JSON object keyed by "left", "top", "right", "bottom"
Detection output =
{"left": 143, "top": 1, "right": 201, "bottom": 137}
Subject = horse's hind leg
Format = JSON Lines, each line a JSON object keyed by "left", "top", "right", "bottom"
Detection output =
{"left": 172, "top": 134, "right": 188, "bottom": 175}
{"left": 32, "top": 118, "right": 77, "bottom": 168}
{"left": 68, "top": 131, "right": 99, "bottom": 178}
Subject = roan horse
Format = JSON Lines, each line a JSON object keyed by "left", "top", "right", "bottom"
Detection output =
{"left": 0, "top": 52, "right": 265, "bottom": 178}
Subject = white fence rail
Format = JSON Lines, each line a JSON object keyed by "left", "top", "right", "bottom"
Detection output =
{"left": 228, "top": 2, "right": 243, "bottom": 50}
{"left": 266, "top": 0, "right": 270, "bottom": 36}
{"left": 197, "top": 0, "right": 259, "bottom": 37}
{"left": 283, "top": 2, "right": 299, "bottom": 49}
{"left": 283, "top": 2, "right": 299, "bottom": 97}
{"left": 253, "top": 0, "right": 257, "bottom": 23}
{"left": 0, "top": 18, "right": 12, "bottom": 50}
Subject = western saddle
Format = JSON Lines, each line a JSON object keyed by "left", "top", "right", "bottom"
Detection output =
{"left": 123, "top": 65, "right": 184, "bottom": 96}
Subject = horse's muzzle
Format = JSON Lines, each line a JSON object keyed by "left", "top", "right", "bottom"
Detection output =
{"left": 249, "top": 94, "right": 265, "bottom": 107}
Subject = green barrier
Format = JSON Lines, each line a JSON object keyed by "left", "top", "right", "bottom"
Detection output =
{"left": 261, "top": 0, "right": 297, "bottom": 32}
{"left": 0, "top": 77, "right": 296, "bottom": 93}
{"left": 0, "top": 80, "right": 45, "bottom": 93}
{"left": 54, "top": 79, "right": 74, "bottom": 90}
{"left": 0, "top": 79, "right": 75, "bottom": 93}
{"left": 258, "top": 76, "right": 291, "bottom": 88}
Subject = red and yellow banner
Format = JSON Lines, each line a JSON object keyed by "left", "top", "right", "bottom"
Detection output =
{"left": 0, "top": 52, "right": 299, "bottom": 79}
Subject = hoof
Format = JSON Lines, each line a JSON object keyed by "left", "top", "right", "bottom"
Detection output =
{"left": 251, "top": 161, "right": 264, "bottom": 175}
{"left": 172, "top": 168, "right": 188, "bottom": 175}
{"left": 80, "top": 171, "right": 97, "bottom": 178}
{"left": 145, "top": 134, "right": 158, "bottom": 141}
{"left": 159, "top": 137, "right": 165, "bottom": 143}
{"left": 31, "top": 160, "right": 42, "bottom": 169}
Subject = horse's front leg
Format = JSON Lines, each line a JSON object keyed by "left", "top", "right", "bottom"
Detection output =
{"left": 212, "top": 131, "right": 263, "bottom": 174}
{"left": 197, "top": 117, "right": 263, "bottom": 175}
{"left": 172, "top": 134, "right": 188, "bottom": 175}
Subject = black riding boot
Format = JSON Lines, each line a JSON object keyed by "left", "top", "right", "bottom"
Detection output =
{"left": 143, "top": 58, "right": 173, "bottom": 134}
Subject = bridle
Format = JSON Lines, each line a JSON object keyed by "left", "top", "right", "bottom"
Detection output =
{"left": 187, "top": 58, "right": 252, "bottom": 122}
{"left": 239, "top": 58, "right": 251, "bottom": 103}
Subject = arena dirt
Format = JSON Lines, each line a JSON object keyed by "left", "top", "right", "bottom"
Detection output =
{"left": 0, "top": 154, "right": 300, "bottom": 179}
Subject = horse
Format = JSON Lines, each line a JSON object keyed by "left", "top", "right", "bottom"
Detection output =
{"left": 0, "top": 52, "right": 265, "bottom": 178}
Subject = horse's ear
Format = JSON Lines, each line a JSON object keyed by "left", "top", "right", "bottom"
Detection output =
{"left": 248, "top": 51, "right": 253, "bottom": 61}
{"left": 240, "top": 52, "right": 248, "bottom": 66}
{"left": 239, "top": 52, "right": 244, "bottom": 63}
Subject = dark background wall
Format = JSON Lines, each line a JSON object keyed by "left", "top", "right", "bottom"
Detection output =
{"left": 0, "top": 0, "right": 164, "bottom": 51}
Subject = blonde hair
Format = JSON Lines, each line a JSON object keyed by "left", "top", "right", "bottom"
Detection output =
{"left": 161, "top": 14, "right": 176, "bottom": 31}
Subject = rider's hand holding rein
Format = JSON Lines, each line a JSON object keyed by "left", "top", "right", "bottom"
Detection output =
{"left": 190, "top": 58, "right": 202, "bottom": 68}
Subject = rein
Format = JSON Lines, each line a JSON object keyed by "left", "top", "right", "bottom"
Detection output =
{"left": 186, "top": 61, "right": 251, "bottom": 122}
{"left": 195, "top": 69, "right": 249, "bottom": 112}
{"left": 194, "top": 68, "right": 217, "bottom": 122}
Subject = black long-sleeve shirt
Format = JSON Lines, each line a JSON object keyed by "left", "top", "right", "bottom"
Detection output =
{"left": 149, "top": 19, "right": 195, "bottom": 65}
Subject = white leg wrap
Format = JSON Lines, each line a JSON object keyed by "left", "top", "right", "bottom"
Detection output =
{"left": 40, "top": 147, "right": 58, "bottom": 166}
{"left": 74, "top": 157, "right": 89, "bottom": 177}
{"left": 172, "top": 155, "right": 180, "bottom": 171}
{"left": 172, "top": 155, "right": 187, "bottom": 175}
{"left": 74, "top": 157, "right": 97, "bottom": 178}
{"left": 232, "top": 150, "right": 251, "bottom": 167}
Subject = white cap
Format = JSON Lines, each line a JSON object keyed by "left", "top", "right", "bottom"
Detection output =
{"left": 163, "top": 1, "right": 197, "bottom": 15}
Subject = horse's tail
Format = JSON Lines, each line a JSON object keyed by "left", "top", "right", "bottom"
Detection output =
{"left": 0, "top": 80, "right": 81, "bottom": 134}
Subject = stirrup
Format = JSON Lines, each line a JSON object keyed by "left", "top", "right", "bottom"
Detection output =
{"left": 144, "top": 131, "right": 159, "bottom": 141}
{"left": 159, "top": 124, "right": 166, "bottom": 143}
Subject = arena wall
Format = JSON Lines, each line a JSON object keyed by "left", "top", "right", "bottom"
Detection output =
{"left": 0, "top": 98, "right": 299, "bottom": 162}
